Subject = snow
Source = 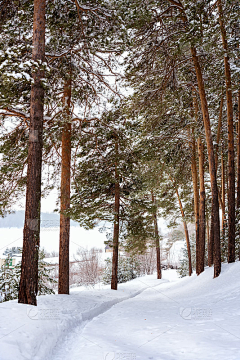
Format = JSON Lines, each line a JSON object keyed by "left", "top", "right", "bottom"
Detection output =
{"left": 0, "top": 227, "right": 107, "bottom": 256}
{"left": 1, "top": 263, "right": 240, "bottom": 360}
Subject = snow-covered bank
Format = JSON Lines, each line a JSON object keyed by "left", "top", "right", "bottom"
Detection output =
{"left": 1, "top": 264, "right": 240, "bottom": 360}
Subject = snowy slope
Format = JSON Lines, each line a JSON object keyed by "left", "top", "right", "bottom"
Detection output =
{"left": 1, "top": 264, "right": 240, "bottom": 360}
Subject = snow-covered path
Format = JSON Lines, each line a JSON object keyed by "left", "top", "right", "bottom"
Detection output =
{"left": 50, "top": 264, "right": 240, "bottom": 360}
{"left": 1, "top": 264, "right": 240, "bottom": 360}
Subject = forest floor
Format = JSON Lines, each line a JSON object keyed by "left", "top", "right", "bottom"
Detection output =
{"left": 1, "top": 264, "right": 240, "bottom": 360}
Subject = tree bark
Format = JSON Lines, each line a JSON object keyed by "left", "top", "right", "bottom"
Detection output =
{"left": 206, "top": 217, "right": 210, "bottom": 255}
{"left": 18, "top": 0, "right": 45, "bottom": 305}
{"left": 191, "top": 46, "right": 221, "bottom": 278}
{"left": 111, "top": 140, "right": 120, "bottom": 290}
{"left": 208, "top": 207, "right": 214, "bottom": 267}
{"left": 58, "top": 79, "right": 72, "bottom": 295}
{"left": 221, "top": 149, "right": 226, "bottom": 233}
{"left": 217, "top": 0, "right": 235, "bottom": 263}
{"left": 209, "top": 95, "right": 223, "bottom": 267}
{"left": 191, "top": 133, "right": 200, "bottom": 274}
{"left": 237, "top": 90, "right": 240, "bottom": 210}
{"left": 215, "top": 94, "right": 223, "bottom": 171}
{"left": 238, "top": 90, "right": 240, "bottom": 260}
{"left": 151, "top": 193, "right": 161, "bottom": 279}
{"left": 198, "top": 137, "right": 205, "bottom": 274}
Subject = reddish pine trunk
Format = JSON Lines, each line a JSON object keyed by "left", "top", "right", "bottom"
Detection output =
{"left": 111, "top": 141, "right": 120, "bottom": 290}
{"left": 209, "top": 96, "right": 223, "bottom": 267}
{"left": 217, "top": 0, "right": 235, "bottom": 263}
{"left": 206, "top": 218, "right": 210, "bottom": 253}
{"left": 208, "top": 208, "right": 214, "bottom": 267}
{"left": 191, "top": 46, "right": 221, "bottom": 278}
{"left": 221, "top": 149, "right": 226, "bottom": 233}
{"left": 58, "top": 80, "right": 71, "bottom": 295}
{"left": 18, "top": 0, "right": 45, "bottom": 305}
{"left": 198, "top": 137, "right": 205, "bottom": 274}
{"left": 151, "top": 193, "right": 161, "bottom": 279}
{"left": 237, "top": 90, "right": 240, "bottom": 260}
{"left": 191, "top": 131, "right": 199, "bottom": 274}
{"left": 237, "top": 90, "right": 240, "bottom": 210}
{"left": 215, "top": 95, "right": 223, "bottom": 168}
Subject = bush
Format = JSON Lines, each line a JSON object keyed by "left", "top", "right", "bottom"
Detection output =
{"left": 72, "top": 247, "right": 102, "bottom": 288}
{"left": 177, "top": 237, "right": 196, "bottom": 278}
{"left": 0, "top": 249, "right": 57, "bottom": 302}
{"left": 102, "top": 255, "right": 141, "bottom": 285}
{"left": 0, "top": 255, "right": 20, "bottom": 302}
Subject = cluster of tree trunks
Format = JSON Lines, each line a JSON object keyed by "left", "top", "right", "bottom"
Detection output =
{"left": 18, "top": 0, "right": 240, "bottom": 304}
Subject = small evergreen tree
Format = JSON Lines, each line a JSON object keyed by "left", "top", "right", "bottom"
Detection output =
{"left": 178, "top": 236, "right": 196, "bottom": 278}
{"left": 37, "top": 249, "right": 57, "bottom": 295}
{"left": 0, "top": 249, "right": 56, "bottom": 302}
{"left": 0, "top": 255, "right": 20, "bottom": 302}
{"left": 221, "top": 211, "right": 240, "bottom": 262}
{"left": 102, "top": 255, "right": 141, "bottom": 285}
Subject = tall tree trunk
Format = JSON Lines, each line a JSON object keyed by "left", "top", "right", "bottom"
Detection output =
{"left": 151, "top": 193, "right": 161, "bottom": 279}
{"left": 191, "top": 133, "right": 200, "bottom": 274}
{"left": 217, "top": 0, "right": 235, "bottom": 263}
{"left": 209, "top": 95, "right": 224, "bottom": 267}
{"left": 111, "top": 140, "right": 120, "bottom": 290}
{"left": 191, "top": 46, "right": 221, "bottom": 278}
{"left": 208, "top": 207, "right": 214, "bottom": 267}
{"left": 18, "top": 0, "right": 45, "bottom": 305}
{"left": 221, "top": 149, "right": 226, "bottom": 233}
{"left": 198, "top": 137, "right": 205, "bottom": 274}
{"left": 237, "top": 90, "right": 240, "bottom": 210}
{"left": 237, "top": 90, "right": 240, "bottom": 261}
{"left": 215, "top": 95, "right": 223, "bottom": 168}
{"left": 176, "top": 188, "right": 192, "bottom": 276}
{"left": 206, "top": 217, "right": 210, "bottom": 255}
{"left": 58, "top": 79, "right": 71, "bottom": 295}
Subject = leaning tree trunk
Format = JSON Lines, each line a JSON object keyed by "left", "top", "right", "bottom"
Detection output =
{"left": 151, "top": 193, "right": 161, "bottom": 279}
{"left": 217, "top": 0, "right": 235, "bottom": 263}
{"left": 111, "top": 140, "right": 120, "bottom": 290}
{"left": 191, "top": 46, "right": 221, "bottom": 278}
{"left": 58, "top": 79, "right": 71, "bottom": 295}
{"left": 198, "top": 137, "right": 206, "bottom": 275}
{"left": 18, "top": 0, "right": 45, "bottom": 305}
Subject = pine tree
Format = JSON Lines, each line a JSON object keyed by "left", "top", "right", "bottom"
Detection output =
{"left": 0, "top": 255, "right": 20, "bottom": 302}
{"left": 117, "top": 0, "right": 224, "bottom": 277}
{"left": 0, "top": 249, "right": 56, "bottom": 302}
{"left": 70, "top": 105, "right": 154, "bottom": 289}
{"left": 18, "top": 0, "right": 46, "bottom": 306}
{"left": 102, "top": 255, "right": 141, "bottom": 285}
{"left": 178, "top": 237, "right": 196, "bottom": 278}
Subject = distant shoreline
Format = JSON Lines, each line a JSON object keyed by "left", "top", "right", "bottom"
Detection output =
{"left": 0, "top": 211, "right": 80, "bottom": 228}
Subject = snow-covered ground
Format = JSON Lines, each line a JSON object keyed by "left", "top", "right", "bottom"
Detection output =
{"left": 1, "top": 263, "right": 240, "bottom": 360}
